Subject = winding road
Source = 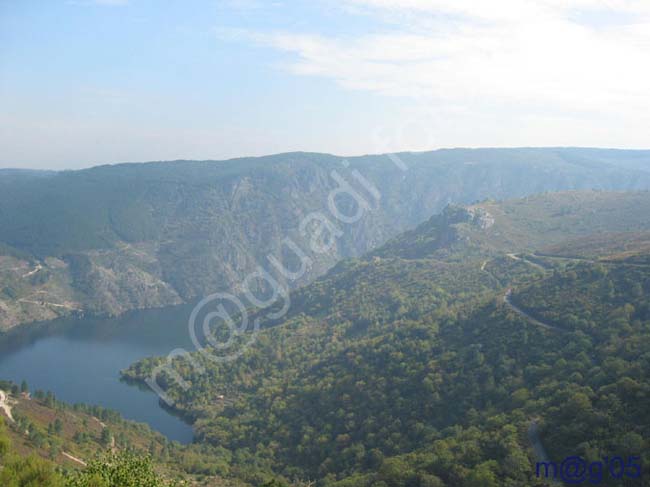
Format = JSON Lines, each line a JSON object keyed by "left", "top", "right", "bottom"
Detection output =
{"left": 504, "top": 290, "right": 565, "bottom": 482}
{"left": 529, "top": 419, "right": 561, "bottom": 485}
{"left": 1, "top": 389, "right": 87, "bottom": 466}
{"left": 506, "top": 253, "right": 548, "bottom": 272}
{"left": 62, "top": 451, "right": 87, "bottom": 466}
{"left": 504, "top": 289, "right": 566, "bottom": 333}
{"left": 17, "top": 298, "right": 80, "bottom": 310}
{"left": 533, "top": 252, "right": 650, "bottom": 269}
{"left": 21, "top": 263, "right": 43, "bottom": 278}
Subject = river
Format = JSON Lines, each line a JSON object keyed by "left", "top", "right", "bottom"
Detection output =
{"left": 0, "top": 304, "right": 198, "bottom": 444}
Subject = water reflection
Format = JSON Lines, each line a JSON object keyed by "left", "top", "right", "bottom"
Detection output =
{"left": 0, "top": 304, "right": 197, "bottom": 444}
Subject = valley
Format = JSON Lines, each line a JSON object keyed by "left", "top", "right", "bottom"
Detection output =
{"left": 0, "top": 305, "right": 196, "bottom": 444}
{"left": 119, "top": 190, "right": 650, "bottom": 486}
{"left": 2, "top": 148, "right": 650, "bottom": 331}
{"left": 2, "top": 171, "right": 650, "bottom": 486}
{"left": 4, "top": 2, "right": 650, "bottom": 484}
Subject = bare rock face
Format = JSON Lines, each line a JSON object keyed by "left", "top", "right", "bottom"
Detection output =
{"left": 0, "top": 256, "right": 78, "bottom": 330}
{"left": 2, "top": 148, "right": 650, "bottom": 330}
{"left": 468, "top": 208, "right": 495, "bottom": 230}
{"left": 70, "top": 244, "right": 183, "bottom": 316}
{"left": 0, "top": 246, "right": 183, "bottom": 331}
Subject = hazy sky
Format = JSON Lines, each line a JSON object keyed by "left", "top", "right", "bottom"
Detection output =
{"left": 1, "top": 0, "right": 650, "bottom": 169}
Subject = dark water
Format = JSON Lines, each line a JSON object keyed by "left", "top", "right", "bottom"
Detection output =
{"left": 0, "top": 304, "right": 198, "bottom": 444}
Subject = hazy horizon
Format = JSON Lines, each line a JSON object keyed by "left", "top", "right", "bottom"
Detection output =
{"left": 3, "top": 145, "right": 650, "bottom": 172}
{"left": 2, "top": 3, "right": 650, "bottom": 485}
{"left": 2, "top": 0, "right": 650, "bottom": 169}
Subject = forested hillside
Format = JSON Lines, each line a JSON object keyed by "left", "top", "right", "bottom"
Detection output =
{"left": 0, "top": 386, "right": 184, "bottom": 486}
{"left": 0, "top": 380, "right": 253, "bottom": 486}
{"left": 122, "top": 191, "right": 650, "bottom": 486}
{"left": 2, "top": 190, "right": 649, "bottom": 485}
{"left": 2, "top": 148, "right": 650, "bottom": 330}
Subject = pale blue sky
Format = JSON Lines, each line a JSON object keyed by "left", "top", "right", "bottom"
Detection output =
{"left": 2, "top": 0, "right": 649, "bottom": 169}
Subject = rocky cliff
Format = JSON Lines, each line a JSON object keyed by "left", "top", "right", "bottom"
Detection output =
{"left": 1, "top": 148, "right": 649, "bottom": 330}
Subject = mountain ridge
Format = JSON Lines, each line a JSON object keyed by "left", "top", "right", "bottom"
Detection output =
{"left": 122, "top": 189, "right": 650, "bottom": 486}
{"left": 4, "top": 146, "right": 650, "bottom": 173}
{"left": 1, "top": 148, "right": 650, "bottom": 330}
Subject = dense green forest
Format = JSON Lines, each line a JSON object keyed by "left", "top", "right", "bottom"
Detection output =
{"left": 2, "top": 190, "right": 649, "bottom": 485}
{"left": 118, "top": 191, "right": 650, "bottom": 486}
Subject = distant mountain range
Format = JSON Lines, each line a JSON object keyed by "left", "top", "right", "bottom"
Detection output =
{"left": 1, "top": 147, "right": 650, "bottom": 330}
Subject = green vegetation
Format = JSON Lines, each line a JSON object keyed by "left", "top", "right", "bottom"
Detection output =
{"left": 2, "top": 148, "right": 650, "bottom": 330}
{"left": 67, "top": 451, "right": 180, "bottom": 487}
{"left": 120, "top": 192, "right": 650, "bottom": 485}
{"left": 0, "top": 386, "right": 184, "bottom": 482}
{"left": 1, "top": 418, "right": 180, "bottom": 487}
{"left": 3, "top": 190, "right": 650, "bottom": 485}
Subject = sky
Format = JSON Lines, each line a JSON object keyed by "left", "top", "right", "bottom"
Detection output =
{"left": 1, "top": 0, "right": 650, "bottom": 169}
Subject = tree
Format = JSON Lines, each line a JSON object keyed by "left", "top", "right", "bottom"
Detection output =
{"left": 53, "top": 418, "right": 63, "bottom": 435}
{"left": 0, "top": 455, "right": 65, "bottom": 487}
{"left": 100, "top": 428, "right": 113, "bottom": 448}
{"left": 20, "top": 380, "right": 28, "bottom": 395}
{"left": 0, "top": 417, "right": 10, "bottom": 461}
{"left": 464, "top": 462, "right": 499, "bottom": 487}
{"left": 45, "top": 391, "right": 56, "bottom": 408}
{"left": 67, "top": 451, "right": 180, "bottom": 487}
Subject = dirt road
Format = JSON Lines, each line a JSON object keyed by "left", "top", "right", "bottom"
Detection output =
{"left": 504, "top": 289, "right": 566, "bottom": 333}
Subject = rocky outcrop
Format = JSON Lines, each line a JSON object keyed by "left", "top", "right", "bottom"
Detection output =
{"left": 468, "top": 208, "right": 495, "bottom": 230}
{"left": 2, "top": 148, "right": 650, "bottom": 330}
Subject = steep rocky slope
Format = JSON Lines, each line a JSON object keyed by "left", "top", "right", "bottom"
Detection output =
{"left": 1, "top": 148, "right": 649, "bottom": 330}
